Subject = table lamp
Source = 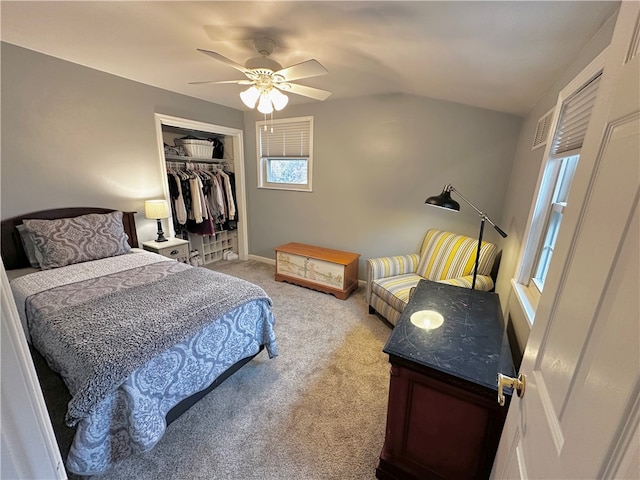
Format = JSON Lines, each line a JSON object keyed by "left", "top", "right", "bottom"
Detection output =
{"left": 425, "top": 184, "right": 507, "bottom": 290}
{"left": 144, "top": 199, "right": 170, "bottom": 242}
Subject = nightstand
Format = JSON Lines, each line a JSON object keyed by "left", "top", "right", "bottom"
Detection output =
{"left": 142, "top": 237, "right": 190, "bottom": 262}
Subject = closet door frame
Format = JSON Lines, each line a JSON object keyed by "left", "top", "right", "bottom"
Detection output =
{"left": 154, "top": 113, "right": 248, "bottom": 261}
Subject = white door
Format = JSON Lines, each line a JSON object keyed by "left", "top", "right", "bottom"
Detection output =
{"left": 1, "top": 263, "right": 66, "bottom": 479}
{"left": 492, "top": 3, "right": 640, "bottom": 479}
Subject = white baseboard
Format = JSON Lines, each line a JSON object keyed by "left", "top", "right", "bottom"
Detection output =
{"left": 248, "top": 254, "right": 275, "bottom": 266}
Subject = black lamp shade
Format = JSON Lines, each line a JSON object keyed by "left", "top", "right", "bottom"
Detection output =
{"left": 425, "top": 189, "right": 461, "bottom": 211}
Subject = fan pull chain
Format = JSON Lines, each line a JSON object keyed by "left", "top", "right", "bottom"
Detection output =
{"left": 262, "top": 113, "right": 275, "bottom": 133}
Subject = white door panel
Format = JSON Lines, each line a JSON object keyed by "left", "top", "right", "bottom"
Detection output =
{"left": 560, "top": 200, "right": 638, "bottom": 478}
{"left": 492, "top": 3, "right": 640, "bottom": 479}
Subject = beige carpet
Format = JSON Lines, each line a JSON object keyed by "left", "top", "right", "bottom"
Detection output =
{"left": 47, "top": 259, "right": 392, "bottom": 479}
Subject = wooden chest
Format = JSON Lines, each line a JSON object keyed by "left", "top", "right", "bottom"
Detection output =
{"left": 274, "top": 242, "right": 360, "bottom": 300}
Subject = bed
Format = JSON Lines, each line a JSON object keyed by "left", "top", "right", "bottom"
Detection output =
{"left": 1, "top": 207, "right": 278, "bottom": 476}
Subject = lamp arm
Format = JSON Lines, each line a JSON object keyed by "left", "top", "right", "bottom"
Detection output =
{"left": 448, "top": 186, "right": 508, "bottom": 238}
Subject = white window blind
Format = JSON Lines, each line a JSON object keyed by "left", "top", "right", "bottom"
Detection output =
{"left": 551, "top": 73, "right": 602, "bottom": 155}
{"left": 259, "top": 118, "right": 311, "bottom": 157}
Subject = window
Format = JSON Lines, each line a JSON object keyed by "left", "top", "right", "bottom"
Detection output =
{"left": 531, "top": 154, "right": 578, "bottom": 292}
{"left": 514, "top": 55, "right": 604, "bottom": 323}
{"left": 257, "top": 116, "right": 313, "bottom": 191}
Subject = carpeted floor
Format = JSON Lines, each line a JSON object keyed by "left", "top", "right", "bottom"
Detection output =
{"left": 35, "top": 259, "right": 393, "bottom": 479}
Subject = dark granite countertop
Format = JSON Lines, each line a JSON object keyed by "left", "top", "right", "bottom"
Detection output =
{"left": 383, "top": 279, "right": 515, "bottom": 391}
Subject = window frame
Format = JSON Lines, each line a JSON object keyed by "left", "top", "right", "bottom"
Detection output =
{"left": 512, "top": 49, "right": 607, "bottom": 325}
{"left": 256, "top": 116, "right": 314, "bottom": 192}
{"left": 529, "top": 153, "right": 579, "bottom": 294}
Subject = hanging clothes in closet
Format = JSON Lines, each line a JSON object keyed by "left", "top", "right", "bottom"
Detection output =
{"left": 166, "top": 161, "right": 237, "bottom": 238}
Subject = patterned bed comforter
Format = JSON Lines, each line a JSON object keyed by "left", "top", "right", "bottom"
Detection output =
{"left": 10, "top": 252, "right": 278, "bottom": 476}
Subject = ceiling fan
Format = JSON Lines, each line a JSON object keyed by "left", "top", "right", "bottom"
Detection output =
{"left": 190, "top": 38, "right": 331, "bottom": 114}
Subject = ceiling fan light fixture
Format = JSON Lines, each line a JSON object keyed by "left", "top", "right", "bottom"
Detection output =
{"left": 257, "top": 93, "right": 274, "bottom": 114}
{"left": 240, "top": 86, "right": 260, "bottom": 109}
{"left": 269, "top": 88, "right": 289, "bottom": 111}
{"left": 195, "top": 39, "right": 330, "bottom": 112}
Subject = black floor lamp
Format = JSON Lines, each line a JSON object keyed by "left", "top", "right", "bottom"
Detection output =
{"left": 425, "top": 184, "right": 508, "bottom": 290}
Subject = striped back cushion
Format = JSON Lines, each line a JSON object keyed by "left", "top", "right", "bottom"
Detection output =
{"left": 415, "top": 229, "right": 497, "bottom": 281}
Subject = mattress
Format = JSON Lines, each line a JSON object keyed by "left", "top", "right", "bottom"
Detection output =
{"left": 10, "top": 251, "right": 278, "bottom": 475}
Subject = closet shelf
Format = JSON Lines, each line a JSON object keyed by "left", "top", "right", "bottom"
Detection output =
{"left": 189, "top": 230, "right": 237, "bottom": 265}
{"left": 165, "top": 154, "right": 228, "bottom": 163}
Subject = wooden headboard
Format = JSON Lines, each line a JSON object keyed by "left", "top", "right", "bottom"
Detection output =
{"left": 1, "top": 207, "right": 138, "bottom": 270}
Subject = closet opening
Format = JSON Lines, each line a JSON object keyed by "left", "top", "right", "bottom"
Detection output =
{"left": 153, "top": 113, "right": 248, "bottom": 263}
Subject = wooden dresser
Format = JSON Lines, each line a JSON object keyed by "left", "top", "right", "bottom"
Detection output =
{"left": 274, "top": 242, "right": 360, "bottom": 300}
{"left": 377, "top": 280, "right": 514, "bottom": 480}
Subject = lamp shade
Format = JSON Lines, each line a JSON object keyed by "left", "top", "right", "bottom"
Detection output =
{"left": 269, "top": 88, "right": 289, "bottom": 111}
{"left": 144, "top": 200, "right": 170, "bottom": 219}
{"left": 257, "top": 93, "right": 274, "bottom": 114}
{"left": 240, "top": 86, "right": 260, "bottom": 109}
{"left": 425, "top": 188, "right": 460, "bottom": 211}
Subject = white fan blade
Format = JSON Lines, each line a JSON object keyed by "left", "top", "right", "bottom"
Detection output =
{"left": 189, "top": 79, "right": 254, "bottom": 85}
{"left": 274, "top": 59, "right": 328, "bottom": 81}
{"left": 197, "top": 49, "right": 251, "bottom": 74}
{"left": 277, "top": 83, "right": 332, "bottom": 101}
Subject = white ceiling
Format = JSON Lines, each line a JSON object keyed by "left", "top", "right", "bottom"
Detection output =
{"left": 1, "top": 1, "right": 619, "bottom": 116}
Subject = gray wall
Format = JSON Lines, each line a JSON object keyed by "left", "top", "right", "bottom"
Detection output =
{"left": 494, "top": 12, "right": 617, "bottom": 353}
{"left": 1, "top": 42, "right": 243, "bottom": 242}
{"left": 2, "top": 42, "right": 522, "bottom": 280}
{"left": 243, "top": 94, "right": 521, "bottom": 276}
{"left": 0, "top": 10, "right": 615, "bottom": 352}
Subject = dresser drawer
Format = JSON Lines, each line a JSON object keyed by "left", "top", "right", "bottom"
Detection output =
{"left": 158, "top": 243, "right": 190, "bottom": 259}
{"left": 142, "top": 238, "right": 190, "bottom": 262}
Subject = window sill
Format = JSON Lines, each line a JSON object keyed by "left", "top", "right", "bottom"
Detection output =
{"left": 257, "top": 185, "right": 312, "bottom": 192}
{"left": 511, "top": 278, "right": 536, "bottom": 327}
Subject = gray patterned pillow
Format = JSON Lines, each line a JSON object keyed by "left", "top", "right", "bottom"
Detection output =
{"left": 16, "top": 224, "right": 42, "bottom": 268}
{"left": 23, "top": 211, "right": 131, "bottom": 270}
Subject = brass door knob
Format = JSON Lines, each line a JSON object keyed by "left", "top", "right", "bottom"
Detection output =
{"left": 497, "top": 373, "right": 526, "bottom": 406}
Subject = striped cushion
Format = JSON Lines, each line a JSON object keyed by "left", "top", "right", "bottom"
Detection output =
{"left": 366, "top": 254, "right": 420, "bottom": 303}
{"left": 372, "top": 273, "right": 423, "bottom": 313}
{"left": 415, "top": 229, "right": 497, "bottom": 282}
{"left": 366, "top": 254, "right": 420, "bottom": 279}
{"left": 369, "top": 293, "right": 403, "bottom": 326}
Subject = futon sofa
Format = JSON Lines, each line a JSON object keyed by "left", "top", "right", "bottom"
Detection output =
{"left": 366, "top": 229, "right": 500, "bottom": 326}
